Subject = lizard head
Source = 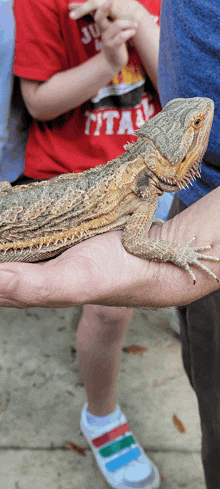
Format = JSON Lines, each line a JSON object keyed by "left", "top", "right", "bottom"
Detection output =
{"left": 137, "top": 97, "right": 214, "bottom": 190}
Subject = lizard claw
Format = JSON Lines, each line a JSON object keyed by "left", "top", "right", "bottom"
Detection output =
{"left": 181, "top": 237, "right": 220, "bottom": 283}
{"left": 152, "top": 218, "right": 165, "bottom": 226}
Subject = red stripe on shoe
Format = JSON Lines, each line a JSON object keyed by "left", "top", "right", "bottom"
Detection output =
{"left": 92, "top": 423, "right": 129, "bottom": 448}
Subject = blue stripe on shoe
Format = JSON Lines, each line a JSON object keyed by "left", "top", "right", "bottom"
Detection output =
{"left": 105, "top": 446, "right": 141, "bottom": 472}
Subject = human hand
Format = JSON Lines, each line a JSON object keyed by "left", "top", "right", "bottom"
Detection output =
{"left": 92, "top": 0, "right": 138, "bottom": 72}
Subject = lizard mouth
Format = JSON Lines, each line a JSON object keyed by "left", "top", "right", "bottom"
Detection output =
{"left": 157, "top": 156, "right": 202, "bottom": 191}
{"left": 151, "top": 154, "right": 202, "bottom": 192}
{"left": 174, "top": 157, "right": 202, "bottom": 190}
{"left": 156, "top": 133, "right": 210, "bottom": 191}
{"left": 144, "top": 132, "right": 206, "bottom": 192}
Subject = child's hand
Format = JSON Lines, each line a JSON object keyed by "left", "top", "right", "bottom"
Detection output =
{"left": 93, "top": 0, "right": 138, "bottom": 72}
{"left": 69, "top": 0, "right": 140, "bottom": 22}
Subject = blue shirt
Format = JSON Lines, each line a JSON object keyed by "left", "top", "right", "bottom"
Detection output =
{"left": 158, "top": 0, "right": 220, "bottom": 205}
{"left": 0, "top": 0, "right": 24, "bottom": 182}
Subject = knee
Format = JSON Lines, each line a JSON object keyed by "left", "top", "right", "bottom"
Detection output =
{"left": 78, "top": 304, "right": 133, "bottom": 345}
{"left": 89, "top": 305, "right": 133, "bottom": 327}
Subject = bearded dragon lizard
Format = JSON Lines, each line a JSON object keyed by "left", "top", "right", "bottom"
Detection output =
{"left": 0, "top": 97, "right": 218, "bottom": 283}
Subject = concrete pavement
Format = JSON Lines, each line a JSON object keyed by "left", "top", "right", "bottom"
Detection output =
{"left": 0, "top": 305, "right": 206, "bottom": 489}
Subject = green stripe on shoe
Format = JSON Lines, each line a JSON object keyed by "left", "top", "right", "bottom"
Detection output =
{"left": 99, "top": 435, "right": 135, "bottom": 457}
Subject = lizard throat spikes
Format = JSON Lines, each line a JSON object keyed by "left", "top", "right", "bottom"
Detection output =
{"left": 0, "top": 97, "right": 218, "bottom": 285}
{"left": 176, "top": 161, "right": 202, "bottom": 190}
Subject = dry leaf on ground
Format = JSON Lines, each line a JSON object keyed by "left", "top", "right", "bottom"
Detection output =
{"left": 0, "top": 393, "right": 10, "bottom": 412}
{"left": 161, "top": 473, "right": 169, "bottom": 480}
{"left": 0, "top": 401, "right": 7, "bottom": 412}
{"left": 122, "top": 345, "right": 148, "bottom": 354}
{"left": 153, "top": 380, "right": 162, "bottom": 387}
{"left": 173, "top": 414, "right": 187, "bottom": 434}
{"left": 65, "top": 441, "right": 86, "bottom": 456}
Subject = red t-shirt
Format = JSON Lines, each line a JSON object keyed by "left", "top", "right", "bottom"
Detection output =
{"left": 14, "top": 0, "right": 161, "bottom": 179}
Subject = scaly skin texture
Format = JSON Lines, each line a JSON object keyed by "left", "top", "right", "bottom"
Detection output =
{"left": 0, "top": 97, "right": 218, "bottom": 283}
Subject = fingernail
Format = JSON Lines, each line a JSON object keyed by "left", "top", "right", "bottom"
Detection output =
{"left": 69, "top": 11, "right": 76, "bottom": 18}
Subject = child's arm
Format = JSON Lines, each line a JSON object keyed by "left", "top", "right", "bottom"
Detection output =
{"left": 20, "top": 1, "right": 137, "bottom": 121}
{"left": 132, "top": 8, "right": 159, "bottom": 90}
{"left": 69, "top": 0, "right": 160, "bottom": 90}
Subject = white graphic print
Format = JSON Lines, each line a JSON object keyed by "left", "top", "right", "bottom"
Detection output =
{"left": 84, "top": 98, "right": 155, "bottom": 136}
{"left": 81, "top": 23, "right": 101, "bottom": 48}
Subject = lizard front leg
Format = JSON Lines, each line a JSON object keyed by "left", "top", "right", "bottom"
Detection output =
{"left": 122, "top": 201, "right": 220, "bottom": 283}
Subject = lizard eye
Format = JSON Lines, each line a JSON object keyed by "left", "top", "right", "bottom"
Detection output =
{"left": 194, "top": 119, "right": 201, "bottom": 126}
{"left": 192, "top": 116, "right": 204, "bottom": 130}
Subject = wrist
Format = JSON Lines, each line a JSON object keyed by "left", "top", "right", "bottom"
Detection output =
{"left": 97, "top": 51, "right": 124, "bottom": 80}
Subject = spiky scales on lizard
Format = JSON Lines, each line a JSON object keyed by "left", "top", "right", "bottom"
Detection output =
{"left": 0, "top": 97, "right": 218, "bottom": 283}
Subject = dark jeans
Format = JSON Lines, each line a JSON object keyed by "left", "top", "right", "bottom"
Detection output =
{"left": 168, "top": 196, "right": 220, "bottom": 489}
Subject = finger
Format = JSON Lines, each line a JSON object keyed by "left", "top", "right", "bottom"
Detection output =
{"left": 93, "top": 0, "right": 113, "bottom": 30}
{"left": 68, "top": 1, "right": 84, "bottom": 8}
{"left": 102, "top": 20, "right": 138, "bottom": 41}
{"left": 69, "top": 0, "right": 97, "bottom": 20}
{"left": 107, "top": 28, "right": 138, "bottom": 46}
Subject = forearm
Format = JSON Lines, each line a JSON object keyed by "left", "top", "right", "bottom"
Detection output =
{"left": 108, "top": 0, "right": 160, "bottom": 91}
{"left": 132, "top": 4, "right": 160, "bottom": 91}
{"left": 21, "top": 52, "right": 116, "bottom": 121}
{"left": 0, "top": 188, "right": 219, "bottom": 309}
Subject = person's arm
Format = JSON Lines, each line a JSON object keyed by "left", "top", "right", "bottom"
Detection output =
{"left": 69, "top": 0, "right": 160, "bottom": 90}
{"left": 132, "top": 7, "right": 159, "bottom": 90}
{"left": 20, "top": 0, "right": 138, "bottom": 121}
{"left": 0, "top": 186, "right": 219, "bottom": 309}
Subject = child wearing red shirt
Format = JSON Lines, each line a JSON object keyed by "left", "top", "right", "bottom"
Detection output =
{"left": 14, "top": 0, "right": 161, "bottom": 487}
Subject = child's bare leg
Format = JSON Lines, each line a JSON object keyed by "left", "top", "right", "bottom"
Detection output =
{"left": 76, "top": 304, "right": 133, "bottom": 416}
{"left": 77, "top": 304, "right": 160, "bottom": 488}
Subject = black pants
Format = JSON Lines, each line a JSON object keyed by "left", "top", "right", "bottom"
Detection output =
{"left": 168, "top": 196, "right": 220, "bottom": 489}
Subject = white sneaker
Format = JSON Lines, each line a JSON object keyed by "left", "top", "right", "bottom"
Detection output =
{"left": 80, "top": 403, "right": 160, "bottom": 489}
